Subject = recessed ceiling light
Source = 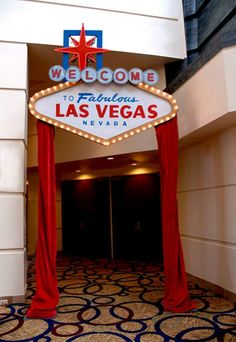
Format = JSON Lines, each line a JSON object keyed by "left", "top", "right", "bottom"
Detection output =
{"left": 75, "top": 170, "right": 81, "bottom": 172}
{"left": 131, "top": 163, "right": 137, "bottom": 166}
{"left": 107, "top": 157, "right": 114, "bottom": 160}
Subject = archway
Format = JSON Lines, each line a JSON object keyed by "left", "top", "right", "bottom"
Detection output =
{"left": 26, "top": 114, "right": 195, "bottom": 319}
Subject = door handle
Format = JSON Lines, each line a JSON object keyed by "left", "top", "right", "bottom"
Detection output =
{"left": 134, "top": 220, "right": 141, "bottom": 231}
{"left": 79, "top": 220, "right": 85, "bottom": 230}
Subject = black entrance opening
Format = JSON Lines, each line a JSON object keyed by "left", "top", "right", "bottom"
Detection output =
{"left": 61, "top": 173, "right": 162, "bottom": 261}
{"left": 112, "top": 173, "right": 162, "bottom": 262}
{"left": 61, "top": 178, "right": 111, "bottom": 258}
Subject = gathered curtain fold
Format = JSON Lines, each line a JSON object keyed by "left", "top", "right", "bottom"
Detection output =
{"left": 155, "top": 116, "right": 195, "bottom": 312}
{"left": 26, "top": 120, "right": 59, "bottom": 319}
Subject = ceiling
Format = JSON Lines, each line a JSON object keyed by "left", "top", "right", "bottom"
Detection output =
{"left": 54, "top": 150, "right": 160, "bottom": 180}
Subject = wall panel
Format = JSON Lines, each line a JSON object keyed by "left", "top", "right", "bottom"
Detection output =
{"left": 178, "top": 185, "right": 236, "bottom": 244}
{"left": 182, "top": 237, "right": 236, "bottom": 294}
{"left": 0, "top": 195, "right": 25, "bottom": 249}
{"left": 178, "top": 127, "right": 236, "bottom": 191}
{"left": 0, "top": 42, "right": 27, "bottom": 301}
{"left": 0, "top": 90, "right": 27, "bottom": 140}
{"left": 0, "top": 250, "right": 26, "bottom": 297}
{"left": 178, "top": 125, "right": 236, "bottom": 293}
{"left": 0, "top": 42, "right": 27, "bottom": 89}
{"left": 0, "top": 141, "right": 26, "bottom": 193}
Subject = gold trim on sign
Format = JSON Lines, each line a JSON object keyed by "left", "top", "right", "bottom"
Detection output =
{"left": 28, "top": 81, "right": 178, "bottom": 146}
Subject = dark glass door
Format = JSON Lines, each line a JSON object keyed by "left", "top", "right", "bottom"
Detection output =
{"left": 61, "top": 178, "right": 111, "bottom": 258}
{"left": 112, "top": 173, "right": 162, "bottom": 262}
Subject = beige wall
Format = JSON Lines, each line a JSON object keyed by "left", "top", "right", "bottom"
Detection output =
{"left": 174, "top": 47, "right": 236, "bottom": 294}
{"left": 176, "top": 47, "right": 236, "bottom": 140}
{"left": 0, "top": 42, "right": 27, "bottom": 299}
{"left": 178, "top": 126, "right": 236, "bottom": 294}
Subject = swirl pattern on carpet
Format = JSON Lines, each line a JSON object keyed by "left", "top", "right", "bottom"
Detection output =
{"left": 0, "top": 257, "right": 236, "bottom": 341}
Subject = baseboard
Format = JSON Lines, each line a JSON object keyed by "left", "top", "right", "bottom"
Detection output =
{"left": 0, "top": 295, "right": 25, "bottom": 305}
{"left": 187, "top": 273, "right": 236, "bottom": 302}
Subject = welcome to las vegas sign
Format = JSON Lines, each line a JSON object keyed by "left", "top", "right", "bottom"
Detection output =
{"left": 28, "top": 25, "right": 178, "bottom": 146}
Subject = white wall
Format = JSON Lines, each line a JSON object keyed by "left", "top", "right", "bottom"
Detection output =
{"left": 35, "top": 0, "right": 181, "bottom": 19}
{"left": 0, "top": 42, "right": 27, "bottom": 299}
{"left": 0, "top": 0, "right": 186, "bottom": 59}
{"left": 174, "top": 47, "right": 236, "bottom": 294}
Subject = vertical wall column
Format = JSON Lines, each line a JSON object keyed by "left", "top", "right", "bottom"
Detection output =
{"left": 0, "top": 42, "right": 28, "bottom": 301}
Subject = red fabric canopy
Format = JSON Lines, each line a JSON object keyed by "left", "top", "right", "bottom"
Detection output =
{"left": 155, "top": 116, "right": 195, "bottom": 312}
{"left": 26, "top": 120, "right": 59, "bottom": 319}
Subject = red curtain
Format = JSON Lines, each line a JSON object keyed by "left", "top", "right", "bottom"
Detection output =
{"left": 26, "top": 120, "right": 59, "bottom": 319}
{"left": 155, "top": 116, "right": 195, "bottom": 312}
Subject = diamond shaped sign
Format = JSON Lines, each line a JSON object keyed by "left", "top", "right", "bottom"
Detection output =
{"left": 29, "top": 81, "right": 178, "bottom": 145}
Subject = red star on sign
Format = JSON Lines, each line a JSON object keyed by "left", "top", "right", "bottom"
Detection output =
{"left": 69, "top": 36, "right": 96, "bottom": 65}
{"left": 55, "top": 24, "right": 109, "bottom": 70}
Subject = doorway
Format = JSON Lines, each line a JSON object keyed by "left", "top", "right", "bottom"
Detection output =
{"left": 61, "top": 177, "right": 111, "bottom": 258}
{"left": 61, "top": 173, "right": 162, "bottom": 262}
{"left": 112, "top": 173, "right": 162, "bottom": 262}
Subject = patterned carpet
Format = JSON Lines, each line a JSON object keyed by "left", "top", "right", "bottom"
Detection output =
{"left": 0, "top": 256, "right": 236, "bottom": 341}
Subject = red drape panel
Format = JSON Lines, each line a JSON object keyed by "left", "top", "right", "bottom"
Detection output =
{"left": 155, "top": 116, "right": 195, "bottom": 312}
{"left": 26, "top": 120, "right": 59, "bottom": 319}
